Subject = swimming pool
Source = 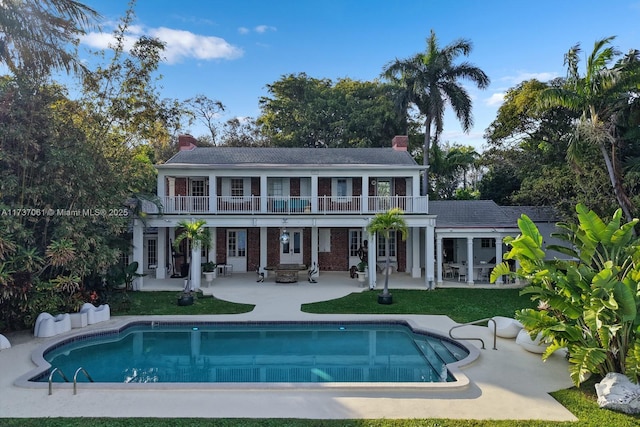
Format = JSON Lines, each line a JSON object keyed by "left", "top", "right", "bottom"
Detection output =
{"left": 22, "top": 320, "right": 476, "bottom": 389}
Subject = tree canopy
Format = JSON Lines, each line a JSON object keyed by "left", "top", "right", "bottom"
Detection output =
{"left": 382, "top": 29, "right": 490, "bottom": 195}
{"left": 258, "top": 73, "right": 406, "bottom": 148}
{"left": 0, "top": 0, "right": 100, "bottom": 76}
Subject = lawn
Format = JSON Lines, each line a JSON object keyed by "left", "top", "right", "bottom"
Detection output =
{"left": 107, "top": 291, "right": 255, "bottom": 316}
{"left": 302, "top": 288, "right": 537, "bottom": 323}
{"left": 3, "top": 288, "right": 639, "bottom": 426}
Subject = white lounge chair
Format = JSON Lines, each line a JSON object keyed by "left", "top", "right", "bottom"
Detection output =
{"left": 34, "top": 313, "right": 71, "bottom": 337}
{"left": 80, "top": 303, "right": 111, "bottom": 324}
{"left": 489, "top": 316, "right": 523, "bottom": 339}
{"left": 0, "top": 334, "right": 10, "bottom": 349}
{"left": 516, "top": 329, "right": 550, "bottom": 354}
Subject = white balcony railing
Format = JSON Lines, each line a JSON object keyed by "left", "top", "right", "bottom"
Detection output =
{"left": 156, "top": 195, "right": 428, "bottom": 215}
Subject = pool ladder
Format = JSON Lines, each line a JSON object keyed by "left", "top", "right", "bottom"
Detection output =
{"left": 448, "top": 317, "right": 497, "bottom": 350}
{"left": 48, "top": 367, "right": 95, "bottom": 395}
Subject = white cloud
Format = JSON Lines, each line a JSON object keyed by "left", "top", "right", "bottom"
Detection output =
{"left": 149, "top": 27, "right": 243, "bottom": 63}
{"left": 255, "top": 25, "right": 276, "bottom": 34}
{"left": 81, "top": 25, "right": 243, "bottom": 64}
{"left": 238, "top": 25, "right": 277, "bottom": 35}
{"left": 500, "top": 71, "right": 560, "bottom": 85}
{"left": 485, "top": 92, "right": 505, "bottom": 106}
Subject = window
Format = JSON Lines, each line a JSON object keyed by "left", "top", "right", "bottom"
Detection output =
{"left": 331, "top": 178, "right": 352, "bottom": 202}
{"left": 349, "top": 230, "right": 363, "bottom": 257}
{"left": 481, "top": 238, "right": 495, "bottom": 248}
{"left": 147, "top": 239, "right": 157, "bottom": 268}
{"left": 231, "top": 178, "right": 244, "bottom": 197}
{"left": 191, "top": 179, "right": 205, "bottom": 196}
{"left": 227, "top": 230, "right": 246, "bottom": 257}
{"left": 377, "top": 232, "right": 397, "bottom": 257}
{"left": 337, "top": 179, "right": 347, "bottom": 197}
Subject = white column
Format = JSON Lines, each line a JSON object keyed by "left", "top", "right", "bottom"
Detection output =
{"left": 412, "top": 175, "right": 421, "bottom": 212}
{"left": 260, "top": 227, "right": 268, "bottom": 277}
{"left": 156, "top": 228, "right": 166, "bottom": 279}
{"left": 260, "top": 175, "right": 268, "bottom": 213}
{"left": 208, "top": 173, "right": 216, "bottom": 213}
{"left": 208, "top": 227, "right": 217, "bottom": 262}
{"left": 425, "top": 224, "right": 435, "bottom": 287}
{"left": 167, "top": 177, "right": 175, "bottom": 213}
{"left": 436, "top": 235, "right": 443, "bottom": 286}
{"left": 311, "top": 226, "right": 319, "bottom": 278}
{"left": 311, "top": 174, "right": 318, "bottom": 213}
{"left": 495, "top": 236, "right": 504, "bottom": 285}
{"left": 361, "top": 175, "right": 369, "bottom": 214}
{"left": 157, "top": 173, "right": 166, "bottom": 207}
{"left": 190, "top": 243, "right": 201, "bottom": 290}
{"left": 132, "top": 220, "right": 144, "bottom": 290}
{"left": 367, "top": 230, "right": 376, "bottom": 289}
{"left": 467, "top": 237, "right": 474, "bottom": 285}
{"left": 411, "top": 227, "right": 421, "bottom": 278}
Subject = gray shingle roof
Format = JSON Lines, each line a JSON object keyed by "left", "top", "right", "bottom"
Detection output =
{"left": 165, "top": 147, "right": 418, "bottom": 166}
{"left": 429, "top": 200, "right": 514, "bottom": 227}
{"left": 430, "top": 201, "right": 560, "bottom": 228}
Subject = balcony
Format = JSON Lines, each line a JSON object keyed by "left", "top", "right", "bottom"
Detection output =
{"left": 156, "top": 195, "right": 428, "bottom": 215}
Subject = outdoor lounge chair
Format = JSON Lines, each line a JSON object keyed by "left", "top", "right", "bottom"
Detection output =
{"left": 34, "top": 312, "right": 71, "bottom": 337}
{"left": 516, "top": 329, "right": 550, "bottom": 354}
{"left": 489, "top": 316, "right": 523, "bottom": 338}
{"left": 80, "top": 303, "right": 111, "bottom": 324}
{"left": 0, "top": 334, "right": 10, "bottom": 349}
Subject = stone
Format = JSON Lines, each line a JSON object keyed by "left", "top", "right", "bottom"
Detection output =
{"left": 595, "top": 372, "right": 640, "bottom": 414}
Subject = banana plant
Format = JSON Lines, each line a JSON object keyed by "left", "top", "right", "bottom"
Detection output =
{"left": 491, "top": 203, "right": 640, "bottom": 385}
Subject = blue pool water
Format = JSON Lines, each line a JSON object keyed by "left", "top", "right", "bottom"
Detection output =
{"left": 36, "top": 321, "right": 469, "bottom": 384}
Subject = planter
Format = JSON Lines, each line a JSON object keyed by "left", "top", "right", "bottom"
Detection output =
{"left": 203, "top": 271, "right": 216, "bottom": 285}
{"left": 377, "top": 292, "right": 393, "bottom": 305}
{"left": 356, "top": 271, "right": 366, "bottom": 283}
{"left": 177, "top": 294, "right": 194, "bottom": 306}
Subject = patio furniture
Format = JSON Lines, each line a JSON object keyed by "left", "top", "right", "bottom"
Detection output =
{"left": 489, "top": 316, "right": 523, "bottom": 338}
{"left": 69, "top": 312, "right": 88, "bottom": 328}
{"left": 265, "top": 264, "right": 308, "bottom": 283}
{"left": 34, "top": 313, "right": 72, "bottom": 338}
{"left": 0, "top": 334, "right": 11, "bottom": 350}
{"left": 443, "top": 263, "right": 455, "bottom": 279}
{"left": 516, "top": 329, "right": 550, "bottom": 354}
{"left": 217, "top": 264, "right": 233, "bottom": 277}
{"left": 80, "top": 303, "right": 111, "bottom": 324}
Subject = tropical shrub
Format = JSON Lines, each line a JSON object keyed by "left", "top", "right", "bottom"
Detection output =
{"left": 491, "top": 203, "right": 640, "bottom": 385}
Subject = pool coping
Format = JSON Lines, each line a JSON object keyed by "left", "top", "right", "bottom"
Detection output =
{"left": 15, "top": 316, "right": 479, "bottom": 392}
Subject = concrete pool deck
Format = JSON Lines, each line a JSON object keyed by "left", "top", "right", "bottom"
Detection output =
{"left": 0, "top": 272, "right": 577, "bottom": 421}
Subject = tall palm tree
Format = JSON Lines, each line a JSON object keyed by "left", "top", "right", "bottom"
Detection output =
{"left": 0, "top": 0, "right": 99, "bottom": 76}
{"left": 173, "top": 219, "right": 211, "bottom": 291}
{"left": 367, "top": 208, "right": 408, "bottom": 304}
{"left": 539, "top": 36, "right": 640, "bottom": 221}
{"left": 382, "top": 30, "right": 490, "bottom": 195}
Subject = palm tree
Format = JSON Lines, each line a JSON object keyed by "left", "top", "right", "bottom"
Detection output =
{"left": 173, "top": 219, "right": 211, "bottom": 291}
{"left": 367, "top": 208, "right": 408, "bottom": 304}
{"left": 0, "top": 0, "right": 99, "bottom": 77}
{"left": 539, "top": 36, "right": 640, "bottom": 222}
{"left": 382, "top": 30, "right": 490, "bottom": 195}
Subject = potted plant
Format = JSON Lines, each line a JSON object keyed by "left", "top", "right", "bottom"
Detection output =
{"left": 173, "top": 219, "right": 211, "bottom": 305}
{"left": 367, "top": 208, "right": 408, "bottom": 304}
{"left": 202, "top": 261, "right": 217, "bottom": 285}
{"left": 356, "top": 261, "right": 367, "bottom": 284}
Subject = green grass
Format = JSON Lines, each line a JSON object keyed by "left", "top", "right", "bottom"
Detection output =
{"left": 108, "top": 291, "right": 254, "bottom": 316}
{"left": 3, "top": 289, "right": 639, "bottom": 426}
{"left": 302, "top": 288, "right": 537, "bottom": 323}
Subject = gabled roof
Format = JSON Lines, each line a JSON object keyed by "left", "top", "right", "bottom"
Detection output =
{"left": 164, "top": 147, "right": 418, "bottom": 166}
{"left": 429, "top": 201, "right": 559, "bottom": 228}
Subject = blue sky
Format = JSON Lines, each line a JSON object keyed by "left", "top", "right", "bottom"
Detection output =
{"left": 77, "top": 0, "right": 640, "bottom": 150}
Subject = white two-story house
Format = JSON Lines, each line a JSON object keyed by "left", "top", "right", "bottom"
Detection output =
{"left": 132, "top": 135, "right": 436, "bottom": 289}
{"left": 132, "top": 135, "right": 560, "bottom": 290}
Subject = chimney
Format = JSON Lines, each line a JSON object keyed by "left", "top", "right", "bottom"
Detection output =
{"left": 392, "top": 135, "right": 408, "bottom": 151}
{"left": 178, "top": 134, "right": 197, "bottom": 151}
